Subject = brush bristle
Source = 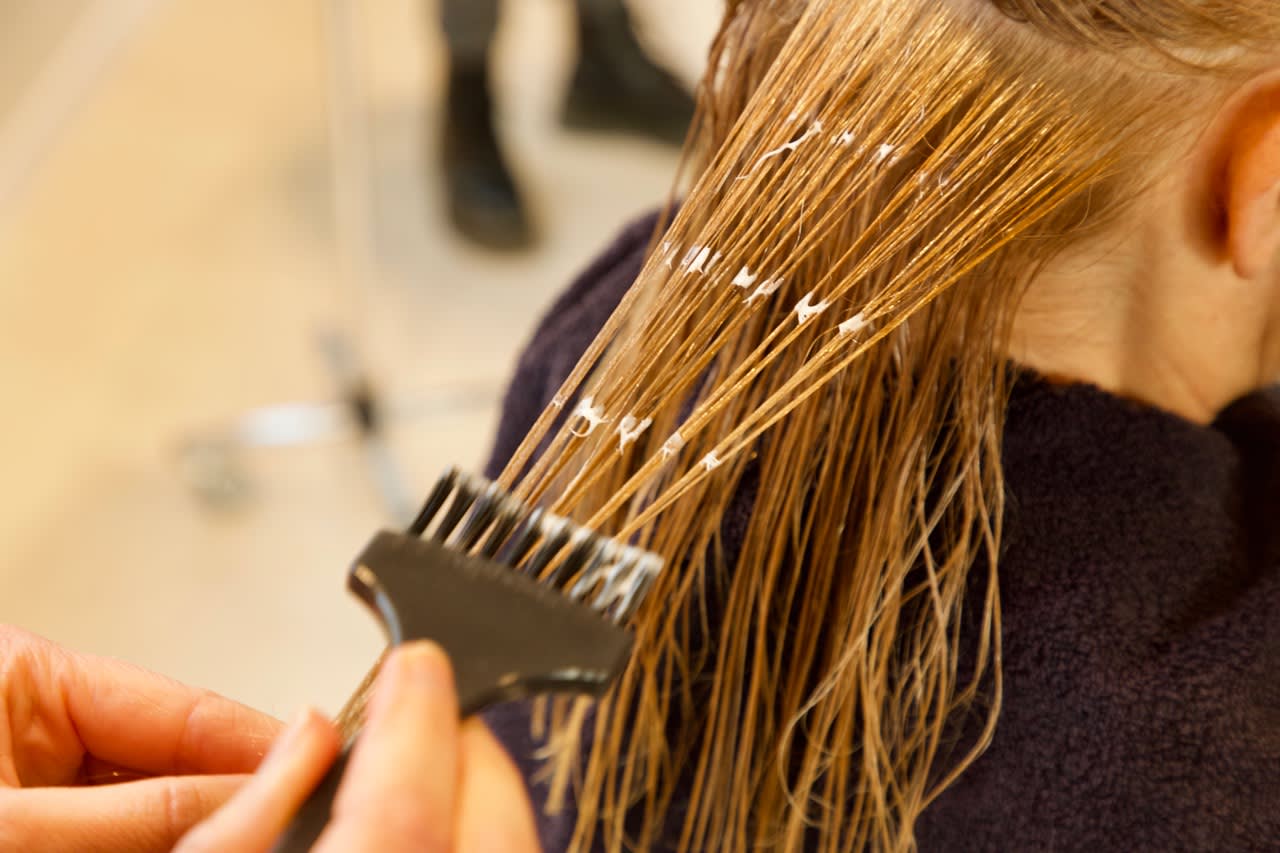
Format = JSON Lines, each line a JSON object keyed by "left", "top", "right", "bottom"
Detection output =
{"left": 407, "top": 468, "right": 664, "bottom": 624}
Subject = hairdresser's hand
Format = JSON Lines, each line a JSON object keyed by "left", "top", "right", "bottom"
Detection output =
{"left": 0, "top": 624, "right": 284, "bottom": 852}
{"left": 177, "top": 641, "right": 541, "bottom": 852}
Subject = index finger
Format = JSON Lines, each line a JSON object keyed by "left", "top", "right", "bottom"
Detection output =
{"left": 53, "top": 638, "right": 283, "bottom": 776}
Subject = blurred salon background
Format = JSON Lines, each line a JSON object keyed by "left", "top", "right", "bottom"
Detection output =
{"left": 0, "top": 1, "right": 716, "bottom": 716}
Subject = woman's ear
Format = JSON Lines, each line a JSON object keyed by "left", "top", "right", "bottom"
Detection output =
{"left": 1216, "top": 72, "right": 1280, "bottom": 280}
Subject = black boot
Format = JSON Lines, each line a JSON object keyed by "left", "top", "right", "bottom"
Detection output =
{"left": 441, "top": 63, "right": 534, "bottom": 251}
{"left": 563, "top": 5, "right": 696, "bottom": 146}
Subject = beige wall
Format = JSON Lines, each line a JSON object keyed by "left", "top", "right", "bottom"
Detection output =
{"left": 0, "top": 0, "right": 718, "bottom": 717}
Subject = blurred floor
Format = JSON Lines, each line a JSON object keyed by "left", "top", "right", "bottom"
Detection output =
{"left": 0, "top": 0, "right": 716, "bottom": 716}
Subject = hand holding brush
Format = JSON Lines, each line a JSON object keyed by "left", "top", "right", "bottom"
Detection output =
{"left": 186, "top": 467, "right": 662, "bottom": 851}
{"left": 176, "top": 642, "right": 540, "bottom": 852}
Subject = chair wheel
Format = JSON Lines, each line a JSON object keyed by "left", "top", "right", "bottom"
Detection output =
{"left": 178, "top": 439, "right": 252, "bottom": 510}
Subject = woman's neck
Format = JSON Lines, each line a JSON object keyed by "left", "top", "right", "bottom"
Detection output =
{"left": 1009, "top": 164, "right": 1280, "bottom": 425}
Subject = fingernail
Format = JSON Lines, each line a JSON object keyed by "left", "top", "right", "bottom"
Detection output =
{"left": 262, "top": 706, "right": 320, "bottom": 768}
{"left": 389, "top": 641, "right": 451, "bottom": 692}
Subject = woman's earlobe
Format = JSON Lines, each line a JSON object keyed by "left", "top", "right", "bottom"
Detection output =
{"left": 1221, "top": 79, "right": 1280, "bottom": 280}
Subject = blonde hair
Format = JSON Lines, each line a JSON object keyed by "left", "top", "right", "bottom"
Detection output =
{"left": 343, "top": 2, "right": 1280, "bottom": 849}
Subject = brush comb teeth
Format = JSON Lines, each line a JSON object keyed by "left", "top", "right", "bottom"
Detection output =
{"left": 345, "top": 467, "right": 666, "bottom": 708}
{"left": 403, "top": 468, "right": 663, "bottom": 624}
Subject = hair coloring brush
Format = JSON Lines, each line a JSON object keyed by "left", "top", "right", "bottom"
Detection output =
{"left": 273, "top": 467, "right": 664, "bottom": 852}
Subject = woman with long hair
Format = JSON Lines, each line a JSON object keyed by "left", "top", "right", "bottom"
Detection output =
{"left": 2, "top": 1, "right": 1276, "bottom": 850}
{"left": 454, "top": 0, "right": 1280, "bottom": 848}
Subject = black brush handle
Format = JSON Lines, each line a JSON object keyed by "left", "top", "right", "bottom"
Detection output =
{"left": 272, "top": 531, "right": 634, "bottom": 852}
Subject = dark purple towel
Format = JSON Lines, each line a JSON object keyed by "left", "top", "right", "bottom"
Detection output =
{"left": 484, "top": 212, "right": 1280, "bottom": 852}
